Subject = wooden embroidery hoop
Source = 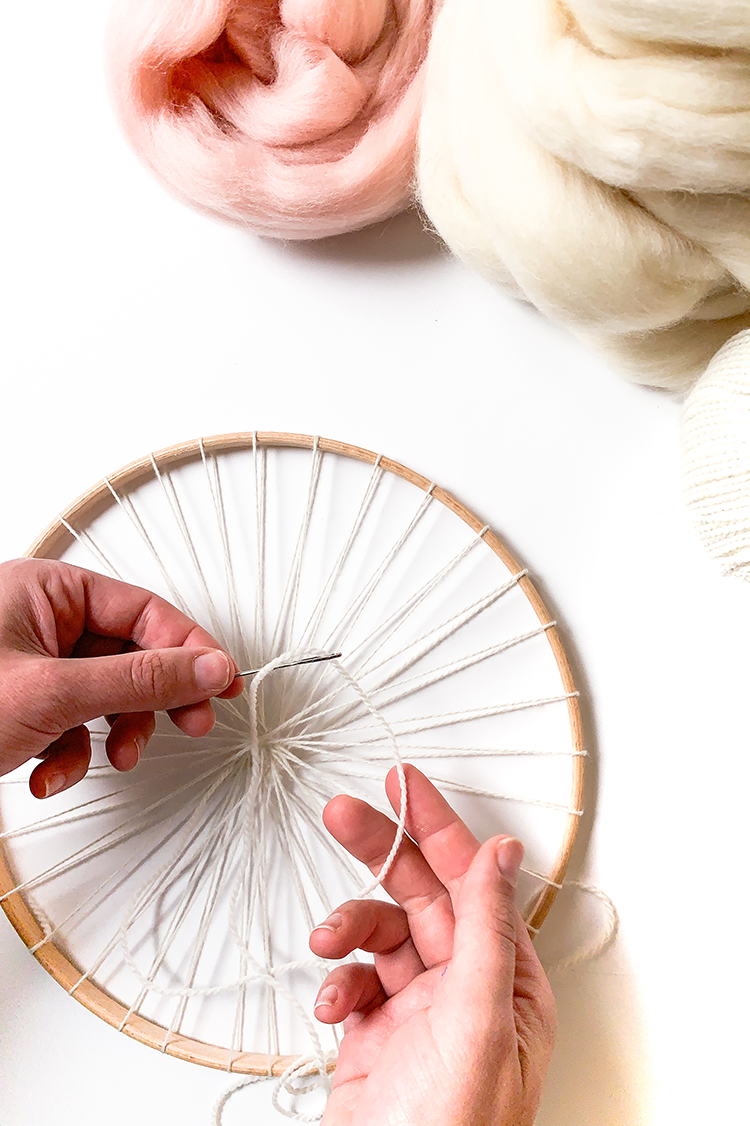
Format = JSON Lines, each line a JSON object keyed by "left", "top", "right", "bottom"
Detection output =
{"left": 0, "top": 431, "right": 585, "bottom": 1076}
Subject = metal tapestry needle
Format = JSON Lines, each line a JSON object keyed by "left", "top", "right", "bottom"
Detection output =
{"left": 234, "top": 652, "right": 342, "bottom": 678}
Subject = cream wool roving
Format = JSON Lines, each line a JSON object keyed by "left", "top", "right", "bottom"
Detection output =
{"left": 417, "top": 0, "right": 750, "bottom": 578}
{"left": 108, "top": 0, "right": 435, "bottom": 238}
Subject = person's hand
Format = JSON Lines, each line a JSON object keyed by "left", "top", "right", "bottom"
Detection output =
{"left": 309, "top": 765, "right": 556, "bottom": 1126}
{"left": 0, "top": 558, "right": 244, "bottom": 797}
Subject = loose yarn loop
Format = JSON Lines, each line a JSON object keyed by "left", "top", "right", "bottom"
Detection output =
{"left": 213, "top": 1051, "right": 336, "bottom": 1124}
{"left": 108, "top": 0, "right": 435, "bottom": 238}
{"left": 541, "top": 881, "right": 619, "bottom": 976}
{"left": 417, "top": 0, "right": 750, "bottom": 574}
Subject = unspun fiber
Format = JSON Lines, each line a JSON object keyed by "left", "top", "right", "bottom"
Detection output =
{"left": 108, "top": 0, "right": 435, "bottom": 238}
{"left": 417, "top": 0, "right": 750, "bottom": 578}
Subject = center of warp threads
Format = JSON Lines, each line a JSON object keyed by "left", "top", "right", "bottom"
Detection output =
{"left": 109, "top": 650, "right": 408, "bottom": 1120}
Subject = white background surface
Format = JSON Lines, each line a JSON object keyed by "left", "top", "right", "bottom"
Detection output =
{"left": 2, "top": 4, "right": 750, "bottom": 1124}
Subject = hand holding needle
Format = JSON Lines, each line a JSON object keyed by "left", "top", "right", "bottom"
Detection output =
{"left": 233, "top": 652, "right": 342, "bottom": 679}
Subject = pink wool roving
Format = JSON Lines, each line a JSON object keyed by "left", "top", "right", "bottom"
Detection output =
{"left": 107, "top": 0, "right": 435, "bottom": 238}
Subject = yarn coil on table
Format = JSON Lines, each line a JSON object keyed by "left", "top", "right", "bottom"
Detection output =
{"left": 682, "top": 330, "right": 750, "bottom": 578}
{"left": 417, "top": 0, "right": 750, "bottom": 577}
{"left": 108, "top": 0, "right": 435, "bottom": 238}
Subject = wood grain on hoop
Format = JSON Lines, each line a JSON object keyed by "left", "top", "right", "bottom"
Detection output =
{"left": 2, "top": 431, "right": 585, "bottom": 1075}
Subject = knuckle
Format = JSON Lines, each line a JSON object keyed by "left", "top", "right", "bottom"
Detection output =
{"left": 326, "top": 964, "right": 357, "bottom": 989}
{"left": 337, "top": 900, "right": 362, "bottom": 917}
{"left": 519, "top": 968, "right": 557, "bottom": 1050}
{"left": 403, "top": 885, "right": 451, "bottom": 918}
{"left": 0, "top": 661, "right": 67, "bottom": 762}
{"left": 13, "top": 662, "right": 59, "bottom": 730}
{"left": 538, "top": 979, "right": 558, "bottom": 1044}
{"left": 486, "top": 910, "right": 518, "bottom": 951}
{"left": 459, "top": 1023, "right": 516, "bottom": 1075}
{"left": 131, "top": 649, "right": 173, "bottom": 701}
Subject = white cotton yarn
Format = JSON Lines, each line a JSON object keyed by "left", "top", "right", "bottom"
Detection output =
{"left": 417, "top": 0, "right": 750, "bottom": 576}
{"left": 683, "top": 330, "right": 750, "bottom": 578}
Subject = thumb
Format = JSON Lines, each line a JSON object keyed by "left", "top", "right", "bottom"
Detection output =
{"left": 442, "top": 835, "right": 523, "bottom": 1018}
{"left": 36, "top": 647, "right": 235, "bottom": 732}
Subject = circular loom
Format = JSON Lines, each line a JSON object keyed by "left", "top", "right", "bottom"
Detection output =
{"left": 0, "top": 432, "right": 584, "bottom": 1102}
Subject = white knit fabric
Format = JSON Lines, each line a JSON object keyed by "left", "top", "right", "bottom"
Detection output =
{"left": 682, "top": 330, "right": 750, "bottom": 577}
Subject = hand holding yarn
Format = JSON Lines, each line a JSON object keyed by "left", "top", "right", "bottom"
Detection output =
{"left": 309, "top": 765, "right": 556, "bottom": 1126}
{"left": 0, "top": 559, "right": 242, "bottom": 798}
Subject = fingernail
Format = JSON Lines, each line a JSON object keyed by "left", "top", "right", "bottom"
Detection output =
{"left": 194, "top": 650, "right": 232, "bottom": 692}
{"left": 43, "top": 772, "right": 66, "bottom": 798}
{"left": 313, "top": 912, "right": 342, "bottom": 933}
{"left": 117, "top": 738, "right": 143, "bottom": 772}
{"left": 314, "top": 985, "right": 338, "bottom": 1011}
{"left": 497, "top": 838, "right": 523, "bottom": 888}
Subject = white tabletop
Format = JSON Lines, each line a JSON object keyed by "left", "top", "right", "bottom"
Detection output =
{"left": 2, "top": 4, "right": 749, "bottom": 1124}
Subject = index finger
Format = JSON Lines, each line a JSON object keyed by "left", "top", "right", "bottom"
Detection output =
{"left": 79, "top": 570, "right": 243, "bottom": 701}
{"left": 385, "top": 765, "right": 482, "bottom": 897}
{"left": 79, "top": 569, "right": 221, "bottom": 652}
{"left": 323, "top": 791, "right": 456, "bottom": 968}
{"left": 323, "top": 766, "right": 483, "bottom": 969}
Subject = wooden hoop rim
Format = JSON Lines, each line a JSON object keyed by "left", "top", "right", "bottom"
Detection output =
{"left": 0, "top": 431, "right": 585, "bottom": 1075}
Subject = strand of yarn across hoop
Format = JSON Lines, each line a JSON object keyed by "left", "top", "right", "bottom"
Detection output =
{"left": 416, "top": 0, "right": 750, "bottom": 577}
{"left": 0, "top": 435, "right": 585, "bottom": 1120}
{"left": 107, "top": 0, "right": 436, "bottom": 238}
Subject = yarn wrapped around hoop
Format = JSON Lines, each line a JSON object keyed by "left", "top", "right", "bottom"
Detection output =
{"left": 107, "top": 0, "right": 435, "bottom": 238}
{"left": 0, "top": 431, "right": 588, "bottom": 1121}
{"left": 417, "top": 0, "right": 750, "bottom": 578}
